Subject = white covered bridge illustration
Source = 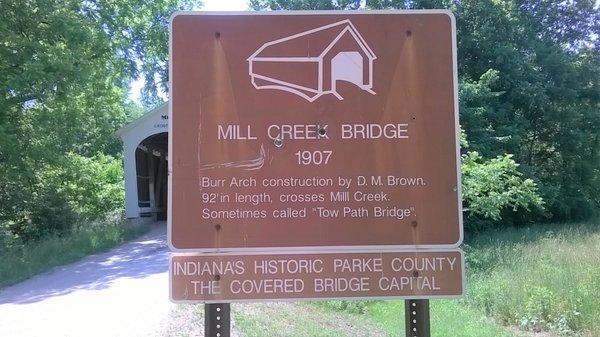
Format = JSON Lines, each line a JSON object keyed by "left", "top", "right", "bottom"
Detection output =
{"left": 247, "top": 19, "right": 377, "bottom": 102}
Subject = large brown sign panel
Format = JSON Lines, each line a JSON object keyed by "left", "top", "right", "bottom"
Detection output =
{"left": 169, "top": 11, "right": 462, "bottom": 251}
{"left": 170, "top": 251, "right": 463, "bottom": 302}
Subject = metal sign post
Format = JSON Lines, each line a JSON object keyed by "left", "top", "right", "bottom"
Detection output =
{"left": 205, "top": 303, "right": 230, "bottom": 337}
{"left": 405, "top": 299, "right": 431, "bottom": 337}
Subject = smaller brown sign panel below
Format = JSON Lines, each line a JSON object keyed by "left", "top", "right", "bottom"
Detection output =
{"left": 170, "top": 250, "right": 463, "bottom": 302}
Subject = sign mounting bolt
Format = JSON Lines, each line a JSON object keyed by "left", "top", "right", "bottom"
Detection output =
{"left": 274, "top": 138, "right": 283, "bottom": 148}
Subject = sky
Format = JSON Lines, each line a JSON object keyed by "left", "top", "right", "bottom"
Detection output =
{"left": 128, "top": 0, "right": 250, "bottom": 103}
{"left": 202, "top": 0, "right": 250, "bottom": 11}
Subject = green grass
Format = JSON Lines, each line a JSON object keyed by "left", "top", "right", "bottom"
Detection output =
{"left": 464, "top": 222, "right": 600, "bottom": 336}
{"left": 216, "top": 222, "right": 600, "bottom": 336}
{"left": 235, "top": 222, "right": 599, "bottom": 337}
{"left": 233, "top": 302, "right": 386, "bottom": 337}
{"left": 366, "top": 300, "right": 519, "bottom": 337}
{"left": 0, "top": 216, "right": 151, "bottom": 288}
{"left": 233, "top": 300, "right": 518, "bottom": 337}
{"left": 308, "top": 222, "right": 599, "bottom": 336}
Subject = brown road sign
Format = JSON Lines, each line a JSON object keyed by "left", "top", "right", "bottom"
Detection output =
{"left": 170, "top": 250, "right": 464, "bottom": 302}
{"left": 169, "top": 11, "right": 462, "bottom": 252}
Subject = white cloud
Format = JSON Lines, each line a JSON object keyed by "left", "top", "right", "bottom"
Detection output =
{"left": 201, "top": 0, "right": 249, "bottom": 11}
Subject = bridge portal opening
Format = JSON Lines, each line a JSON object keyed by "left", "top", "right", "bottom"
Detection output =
{"left": 135, "top": 132, "right": 168, "bottom": 221}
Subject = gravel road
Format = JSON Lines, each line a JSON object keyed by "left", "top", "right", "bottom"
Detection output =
{"left": 0, "top": 223, "right": 174, "bottom": 337}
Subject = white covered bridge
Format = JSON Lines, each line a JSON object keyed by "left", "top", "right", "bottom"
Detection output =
{"left": 116, "top": 103, "right": 168, "bottom": 221}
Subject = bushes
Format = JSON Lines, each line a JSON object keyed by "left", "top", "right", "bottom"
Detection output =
{"left": 460, "top": 131, "right": 544, "bottom": 231}
{"left": 1, "top": 153, "right": 124, "bottom": 242}
{"left": 0, "top": 150, "right": 142, "bottom": 288}
{"left": 461, "top": 151, "right": 544, "bottom": 230}
{"left": 41, "top": 153, "right": 125, "bottom": 218}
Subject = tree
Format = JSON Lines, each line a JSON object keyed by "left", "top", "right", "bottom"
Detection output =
{"left": 0, "top": 0, "right": 194, "bottom": 241}
{"left": 250, "top": 0, "right": 361, "bottom": 10}
{"left": 461, "top": 140, "right": 544, "bottom": 230}
{"left": 447, "top": 0, "right": 600, "bottom": 221}
{"left": 251, "top": 0, "right": 600, "bottom": 223}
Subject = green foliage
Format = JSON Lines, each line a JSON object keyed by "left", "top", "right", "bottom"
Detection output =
{"left": 449, "top": 0, "right": 600, "bottom": 222}
{"left": 459, "top": 69, "right": 544, "bottom": 228}
{"left": 462, "top": 151, "right": 543, "bottom": 223}
{"left": 40, "top": 154, "right": 123, "bottom": 217}
{"left": 0, "top": 0, "right": 193, "bottom": 243}
{"left": 458, "top": 69, "right": 508, "bottom": 156}
{"left": 250, "top": 0, "right": 361, "bottom": 10}
{"left": 50, "top": 153, "right": 125, "bottom": 217}
{"left": 4, "top": 153, "right": 124, "bottom": 241}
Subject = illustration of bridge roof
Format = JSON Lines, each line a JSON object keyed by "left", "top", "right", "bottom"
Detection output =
{"left": 247, "top": 19, "right": 376, "bottom": 61}
{"left": 247, "top": 20, "right": 377, "bottom": 102}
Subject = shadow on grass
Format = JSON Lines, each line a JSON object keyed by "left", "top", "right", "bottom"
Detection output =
{"left": 465, "top": 221, "right": 600, "bottom": 244}
{"left": 466, "top": 221, "right": 599, "bottom": 246}
{"left": 463, "top": 221, "right": 600, "bottom": 272}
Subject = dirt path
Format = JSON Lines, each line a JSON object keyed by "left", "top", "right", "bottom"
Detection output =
{"left": 162, "top": 303, "right": 243, "bottom": 337}
{"left": 0, "top": 223, "right": 173, "bottom": 337}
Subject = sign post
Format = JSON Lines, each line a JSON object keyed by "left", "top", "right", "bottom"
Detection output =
{"left": 169, "top": 10, "right": 462, "bottom": 336}
{"left": 205, "top": 303, "right": 230, "bottom": 337}
{"left": 406, "top": 299, "right": 431, "bottom": 337}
